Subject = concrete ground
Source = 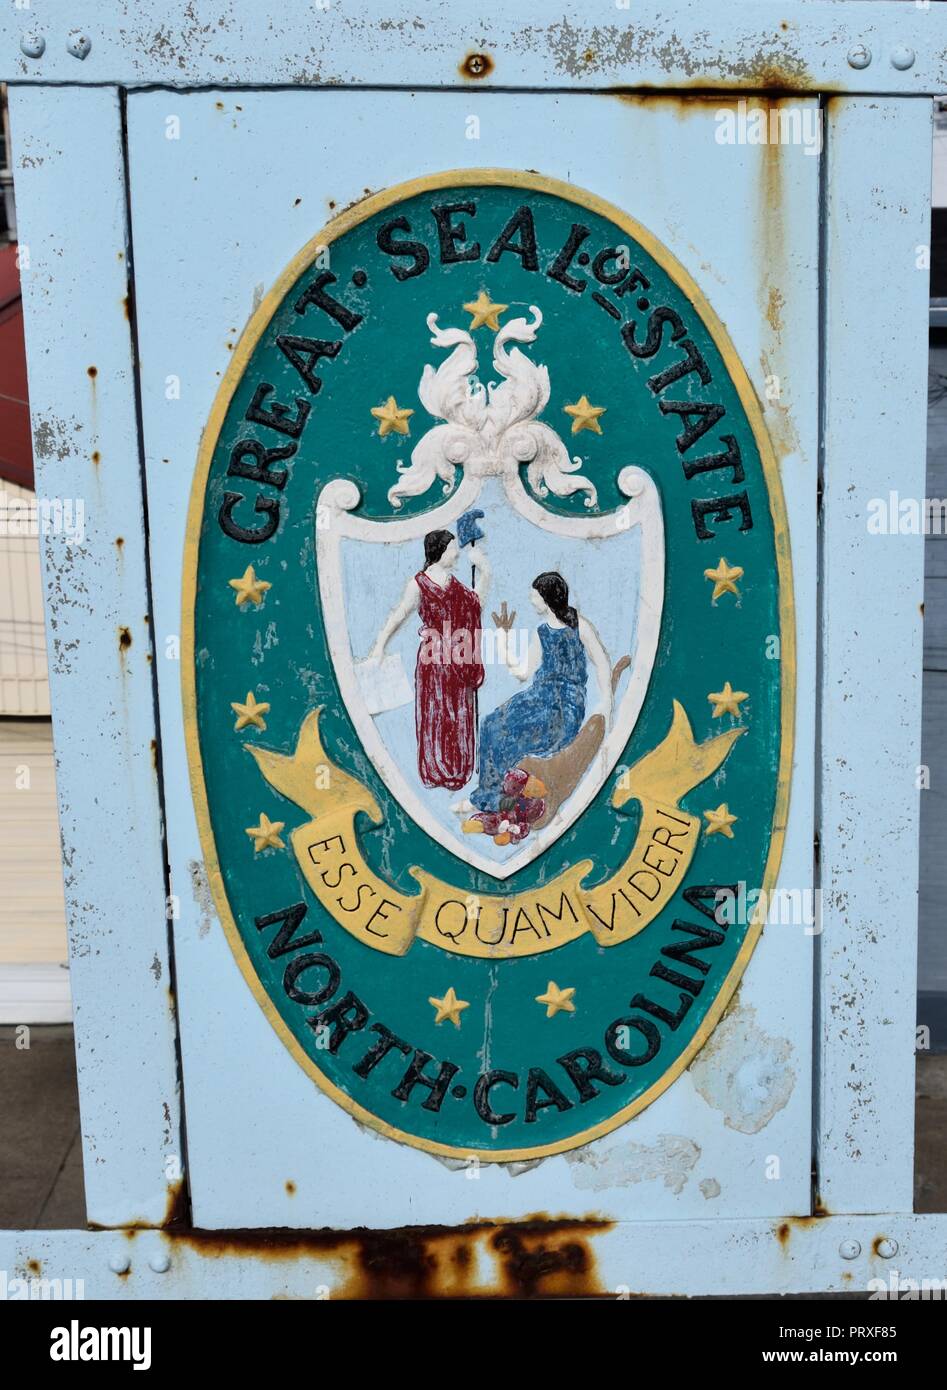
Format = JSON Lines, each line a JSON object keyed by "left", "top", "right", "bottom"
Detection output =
{"left": 0, "top": 1024, "right": 944, "bottom": 1229}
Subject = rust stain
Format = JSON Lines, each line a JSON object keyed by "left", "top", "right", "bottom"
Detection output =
{"left": 775, "top": 1210, "right": 829, "bottom": 1252}
{"left": 150, "top": 738, "right": 158, "bottom": 771}
{"left": 613, "top": 91, "right": 717, "bottom": 120}
{"left": 163, "top": 1179, "right": 189, "bottom": 1230}
{"left": 92, "top": 451, "right": 101, "bottom": 466}
{"left": 285, "top": 1180, "right": 297, "bottom": 1196}
{"left": 115, "top": 536, "right": 124, "bottom": 549}
{"left": 460, "top": 52, "right": 493, "bottom": 80}
{"left": 118, "top": 626, "right": 132, "bottom": 652}
{"left": 122, "top": 295, "right": 130, "bottom": 321}
{"left": 87, "top": 365, "right": 97, "bottom": 380}
{"left": 26, "top": 1258, "right": 41, "bottom": 1276}
{"left": 170, "top": 1214, "right": 612, "bottom": 1299}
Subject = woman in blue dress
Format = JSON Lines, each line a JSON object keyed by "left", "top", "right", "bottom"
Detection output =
{"left": 459, "top": 571, "right": 613, "bottom": 816}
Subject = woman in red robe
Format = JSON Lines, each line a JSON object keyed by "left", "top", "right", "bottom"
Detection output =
{"left": 369, "top": 529, "right": 490, "bottom": 790}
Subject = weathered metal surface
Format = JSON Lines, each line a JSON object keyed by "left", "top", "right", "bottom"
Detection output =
{"left": 0, "top": 2, "right": 937, "bottom": 1297}
{"left": 127, "top": 87, "right": 817, "bottom": 1228}
{"left": 817, "top": 97, "right": 931, "bottom": 1215}
{"left": 2, "top": 1213, "right": 946, "bottom": 1298}
{"left": 6, "top": 85, "right": 184, "bottom": 1227}
{"left": 0, "top": 1, "right": 946, "bottom": 93}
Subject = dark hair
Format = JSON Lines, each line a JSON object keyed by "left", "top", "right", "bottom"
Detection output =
{"left": 423, "top": 530, "right": 455, "bottom": 569}
{"left": 532, "top": 571, "right": 578, "bottom": 628}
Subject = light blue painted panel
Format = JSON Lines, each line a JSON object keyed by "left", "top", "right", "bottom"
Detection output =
{"left": 7, "top": 86, "right": 183, "bottom": 1227}
{"left": 3, "top": 1212, "right": 946, "bottom": 1298}
{"left": 127, "top": 89, "right": 818, "bottom": 1228}
{"left": 818, "top": 97, "right": 932, "bottom": 1214}
{"left": 0, "top": 1, "right": 946, "bottom": 94}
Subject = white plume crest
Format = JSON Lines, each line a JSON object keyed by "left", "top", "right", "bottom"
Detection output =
{"left": 387, "top": 305, "right": 597, "bottom": 509}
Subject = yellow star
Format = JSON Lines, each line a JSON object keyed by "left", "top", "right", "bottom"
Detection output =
{"left": 462, "top": 290, "right": 508, "bottom": 331}
{"left": 370, "top": 395, "right": 414, "bottom": 437}
{"left": 245, "top": 812, "right": 285, "bottom": 852}
{"left": 707, "top": 681, "right": 748, "bottom": 719}
{"left": 231, "top": 691, "right": 271, "bottom": 732}
{"left": 228, "top": 564, "right": 271, "bottom": 608}
{"left": 704, "top": 803, "right": 737, "bottom": 839}
{"left": 704, "top": 557, "right": 744, "bottom": 602}
{"left": 563, "top": 395, "right": 606, "bottom": 435}
{"left": 428, "top": 986, "right": 470, "bottom": 1028}
{"left": 535, "top": 981, "right": 576, "bottom": 1018}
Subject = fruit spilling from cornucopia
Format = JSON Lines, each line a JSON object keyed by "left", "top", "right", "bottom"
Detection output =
{"left": 463, "top": 768, "right": 547, "bottom": 845}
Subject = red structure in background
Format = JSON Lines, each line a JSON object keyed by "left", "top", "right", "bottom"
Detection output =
{"left": 0, "top": 243, "right": 32, "bottom": 489}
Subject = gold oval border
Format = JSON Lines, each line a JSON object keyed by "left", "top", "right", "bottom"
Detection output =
{"left": 182, "top": 168, "right": 795, "bottom": 1163}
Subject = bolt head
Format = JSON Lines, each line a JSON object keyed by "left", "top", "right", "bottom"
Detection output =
{"left": 847, "top": 45, "right": 872, "bottom": 70}
{"left": 839, "top": 1239, "right": 861, "bottom": 1260}
{"left": 876, "top": 1237, "right": 899, "bottom": 1259}
{"left": 891, "top": 46, "right": 916, "bottom": 72}
{"left": 19, "top": 34, "right": 45, "bottom": 59}
{"left": 66, "top": 31, "right": 91, "bottom": 61}
{"left": 108, "top": 1251, "right": 130, "bottom": 1274}
{"left": 148, "top": 1251, "right": 171, "bottom": 1273}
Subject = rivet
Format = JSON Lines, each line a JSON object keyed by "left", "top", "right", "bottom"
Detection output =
{"left": 108, "top": 1251, "right": 130, "bottom": 1274}
{"left": 847, "top": 44, "right": 872, "bottom": 70}
{"left": 19, "top": 34, "right": 46, "bottom": 59}
{"left": 148, "top": 1251, "right": 170, "bottom": 1273}
{"left": 839, "top": 1239, "right": 861, "bottom": 1260}
{"left": 66, "top": 31, "right": 91, "bottom": 61}
{"left": 891, "top": 46, "right": 915, "bottom": 72}
{"left": 876, "top": 1237, "right": 899, "bottom": 1259}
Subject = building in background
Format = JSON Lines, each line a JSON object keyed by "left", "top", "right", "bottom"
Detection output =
{"left": 0, "top": 85, "right": 69, "bottom": 1023}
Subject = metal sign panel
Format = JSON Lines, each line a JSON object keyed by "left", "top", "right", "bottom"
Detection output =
{"left": 184, "top": 171, "right": 792, "bottom": 1161}
{"left": 4, "top": 0, "right": 937, "bottom": 1298}
{"left": 122, "top": 88, "right": 817, "bottom": 1228}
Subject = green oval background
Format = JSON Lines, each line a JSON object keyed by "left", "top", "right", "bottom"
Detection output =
{"left": 184, "top": 172, "right": 792, "bottom": 1159}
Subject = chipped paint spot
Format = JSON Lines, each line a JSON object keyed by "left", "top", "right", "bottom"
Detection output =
{"left": 766, "top": 286, "right": 785, "bottom": 336}
{"left": 189, "top": 859, "right": 216, "bottom": 938}
{"left": 150, "top": 952, "right": 162, "bottom": 982}
{"left": 541, "top": 20, "right": 812, "bottom": 89}
{"left": 33, "top": 413, "right": 81, "bottom": 462}
{"left": 566, "top": 1133, "right": 699, "bottom": 1194}
{"left": 689, "top": 1005, "right": 795, "bottom": 1133}
{"left": 699, "top": 1177, "right": 721, "bottom": 1200}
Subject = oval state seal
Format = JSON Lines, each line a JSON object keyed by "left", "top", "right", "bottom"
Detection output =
{"left": 184, "top": 171, "right": 794, "bottom": 1160}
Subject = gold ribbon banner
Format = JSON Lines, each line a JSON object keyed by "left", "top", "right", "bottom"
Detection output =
{"left": 248, "top": 702, "right": 743, "bottom": 960}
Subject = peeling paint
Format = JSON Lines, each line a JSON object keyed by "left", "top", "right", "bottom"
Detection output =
{"left": 566, "top": 1134, "right": 700, "bottom": 1194}
{"left": 188, "top": 859, "right": 216, "bottom": 938}
{"left": 689, "top": 1005, "right": 795, "bottom": 1134}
